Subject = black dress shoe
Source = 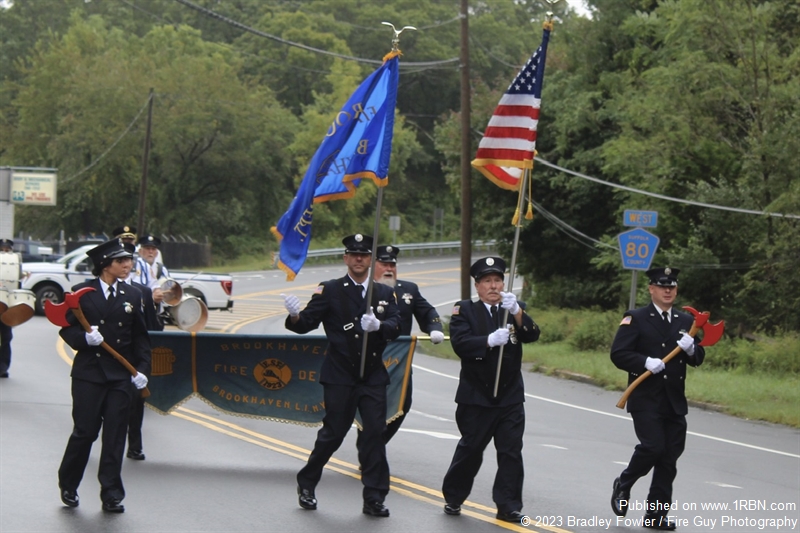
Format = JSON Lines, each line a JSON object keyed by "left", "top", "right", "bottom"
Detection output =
{"left": 102, "top": 499, "right": 125, "bottom": 513}
{"left": 126, "top": 450, "right": 146, "bottom": 461}
{"left": 611, "top": 477, "right": 630, "bottom": 517}
{"left": 297, "top": 487, "right": 317, "bottom": 510}
{"left": 362, "top": 500, "right": 390, "bottom": 517}
{"left": 60, "top": 489, "right": 79, "bottom": 507}
{"left": 496, "top": 510, "right": 524, "bottom": 523}
{"left": 444, "top": 503, "right": 461, "bottom": 515}
{"left": 643, "top": 514, "right": 677, "bottom": 530}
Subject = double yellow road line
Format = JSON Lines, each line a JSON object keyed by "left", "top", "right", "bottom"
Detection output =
{"left": 173, "top": 406, "right": 570, "bottom": 532}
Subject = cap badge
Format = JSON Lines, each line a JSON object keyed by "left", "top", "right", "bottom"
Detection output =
{"left": 355, "top": 234, "right": 363, "bottom": 242}
{"left": 386, "top": 246, "right": 393, "bottom": 252}
{"left": 486, "top": 258, "right": 494, "bottom": 266}
{"left": 123, "top": 226, "right": 130, "bottom": 232}
{"left": 664, "top": 267, "right": 672, "bottom": 275}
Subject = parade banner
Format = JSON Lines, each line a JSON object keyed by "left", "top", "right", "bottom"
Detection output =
{"left": 146, "top": 332, "right": 416, "bottom": 427}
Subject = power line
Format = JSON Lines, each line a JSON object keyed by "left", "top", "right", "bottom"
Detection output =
{"left": 534, "top": 157, "right": 800, "bottom": 220}
{"left": 172, "top": 0, "right": 461, "bottom": 68}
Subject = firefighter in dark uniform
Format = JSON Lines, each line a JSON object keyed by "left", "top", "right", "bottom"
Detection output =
{"left": 441, "top": 256, "right": 540, "bottom": 523}
{"left": 0, "top": 238, "right": 16, "bottom": 378}
{"left": 610, "top": 267, "right": 705, "bottom": 531}
{"left": 57, "top": 239, "right": 151, "bottom": 513}
{"left": 118, "top": 240, "right": 162, "bottom": 461}
{"left": 356, "top": 244, "right": 444, "bottom": 452}
{"left": 282, "top": 234, "right": 401, "bottom": 517}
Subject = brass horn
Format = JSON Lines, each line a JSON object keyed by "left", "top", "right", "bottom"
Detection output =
{"left": 158, "top": 276, "right": 183, "bottom": 306}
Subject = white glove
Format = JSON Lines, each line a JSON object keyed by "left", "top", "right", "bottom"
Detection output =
{"left": 499, "top": 291, "right": 520, "bottom": 315}
{"left": 677, "top": 333, "right": 695, "bottom": 355}
{"left": 429, "top": 330, "right": 445, "bottom": 344}
{"left": 131, "top": 373, "right": 149, "bottom": 390}
{"left": 487, "top": 327, "right": 510, "bottom": 348}
{"left": 281, "top": 293, "right": 301, "bottom": 317}
{"left": 361, "top": 307, "right": 381, "bottom": 332}
{"left": 85, "top": 326, "right": 103, "bottom": 346}
{"left": 645, "top": 357, "right": 665, "bottom": 374}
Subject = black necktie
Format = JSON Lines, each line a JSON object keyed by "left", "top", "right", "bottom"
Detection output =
{"left": 355, "top": 283, "right": 364, "bottom": 299}
{"left": 107, "top": 286, "right": 116, "bottom": 308}
{"left": 491, "top": 305, "right": 499, "bottom": 327}
{"left": 662, "top": 310, "right": 669, "bottom": 322}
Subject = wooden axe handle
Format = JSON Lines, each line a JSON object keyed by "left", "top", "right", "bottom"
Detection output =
{"left": 72, "top": 306, "right": 151, "bottom": 399}
{"left": 615, "top": 320, "right": 699, "bottom": 409}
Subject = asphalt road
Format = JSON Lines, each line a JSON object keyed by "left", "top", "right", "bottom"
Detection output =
{"left": 1, "top": 256, "right": 798, "bottom": 532}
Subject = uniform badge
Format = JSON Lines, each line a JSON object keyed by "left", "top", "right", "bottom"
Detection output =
{"left": 509, "top": 324, "right": 518, "bottom": 344}
{"left": 124, "top": 302, "right": 133, "bottom": 314}
{"left": 314, "top": 285, "right": 324, "bottom": 295}
{"left": 620, "top": 316, "right": 632, "bottom": 326}
{"left": 402, "top": 293, "right": 413, "bottom": 305}
{"left": 452, "top": 304, "right": 460, "bottom": 315}
{"left": 377, "top": 300, "right": 388, "bottom": 314}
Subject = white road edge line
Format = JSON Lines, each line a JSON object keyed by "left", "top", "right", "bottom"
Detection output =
{"left": 413, "top": 364, "right": 800, "bottom": 459}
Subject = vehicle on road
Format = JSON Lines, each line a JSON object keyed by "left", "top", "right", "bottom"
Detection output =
{"left": 21, "top": 244, "right": 233, "bottom": 315}
{"left": 13, "top": 240, "right": 63, "bottom": 262}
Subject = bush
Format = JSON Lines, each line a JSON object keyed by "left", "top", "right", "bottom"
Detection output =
{"left": 567, "top": 311, "right": 620, "bottom": 352}
{"left": 702, "top": 333, "right": 800, "bottom": 374}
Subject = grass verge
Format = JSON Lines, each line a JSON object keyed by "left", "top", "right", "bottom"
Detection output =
{"left": 424, "top": 340, "right": 799, "bottom": 427}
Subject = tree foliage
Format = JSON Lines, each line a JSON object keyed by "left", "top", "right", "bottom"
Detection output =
{"left": 0, "top": 0, "right": 797, "bottom": 333}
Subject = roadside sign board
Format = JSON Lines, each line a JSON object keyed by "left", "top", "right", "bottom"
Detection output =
{"left": 11, "top": 170, "right": 57, "bottom": 206}
{"left": 623, "top": 209, "right": 658, "bottom": 228}
{"left": 618, "top": 228, "right": 659, "bottom": 270}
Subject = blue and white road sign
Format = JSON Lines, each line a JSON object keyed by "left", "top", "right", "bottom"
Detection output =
{"left": 618, "top": 228, "right": 659, "bottom": 270}
{"left": 623, "top": 210, "right": 658, "bottom": 228}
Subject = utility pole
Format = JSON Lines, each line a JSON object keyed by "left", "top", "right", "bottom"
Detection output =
{"left": 137, "top": 88, "right": 154, "bottom": 233}
{"left": 459, "top": 0, "right": 472, "bottom": 300}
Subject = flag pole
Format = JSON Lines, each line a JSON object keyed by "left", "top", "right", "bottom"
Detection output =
{"left": 491, "top": 6, "right": 558, "bottom": 397}
{"left": 359, "top": 22, "right": 415, "bottom": 379}
{"left": 493, "top": 167, "right": 530, "bottom": 397}
{"left": 360, "top": 186, "right": 385, "bottom": 379}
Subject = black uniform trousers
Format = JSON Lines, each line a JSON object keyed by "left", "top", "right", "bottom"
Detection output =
{"left": 127, "top": 390, "right": 146, "bottom": 452}
{"left": 58, "top": 377, "right": 133, "bottom": 502}
{"left": 442, "top": 402, "right": 525, "bottom": 513}
{"left": 620, "top": 407, "right": 687, "bottom": 510}
{"left": 297, "top": 382, "right": 390, "bottom": 503}
{"left": 0, "top": 322, "right": 11, "bottom": 373}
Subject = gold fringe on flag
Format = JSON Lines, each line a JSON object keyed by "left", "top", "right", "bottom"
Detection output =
{"left": 382, "top": 50, "right": 402, "bottom": 62}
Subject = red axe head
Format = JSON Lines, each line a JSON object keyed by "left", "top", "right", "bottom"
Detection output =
{"left": 44, "top": 286, "right": 96, "bottom": 327}
{"left": 682, "top": 306, "right": 725, "bottom": 346}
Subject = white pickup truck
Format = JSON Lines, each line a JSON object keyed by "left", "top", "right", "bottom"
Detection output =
{"left": 21, "top": 244, "right": 234, "bottom": 315}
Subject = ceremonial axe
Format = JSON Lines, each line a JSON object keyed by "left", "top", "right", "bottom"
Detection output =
{"left": 45, "top": 286, "right": 150, "bottom": 398}
{"left": 616, "top": 306, "right": 723, "bottom": 409}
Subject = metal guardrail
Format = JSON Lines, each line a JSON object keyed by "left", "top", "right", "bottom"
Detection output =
{"left": 305, "top": 240, "right": 497, "bottom": 258}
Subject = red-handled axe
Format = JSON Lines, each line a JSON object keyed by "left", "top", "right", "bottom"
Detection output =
{"left": 45, "top": 287, "right": 150, "bottom": 398}
{"left": 615, "top": 306, "right": 724, "bottom": 409}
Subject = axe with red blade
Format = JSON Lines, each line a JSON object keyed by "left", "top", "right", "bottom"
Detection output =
{"left": 616, "top": 306, "right": 723, "bottom": 409}
{"left": 45, "top": 287, "right": 150, "bottom": 398}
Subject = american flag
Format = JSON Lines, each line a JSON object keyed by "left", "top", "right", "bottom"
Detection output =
{"left": 472, "top": 26, "right": 551, "bottom": 190}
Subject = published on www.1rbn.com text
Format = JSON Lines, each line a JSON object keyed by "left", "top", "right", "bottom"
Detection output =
{"left": 519, "top": 499, "right": 798, "bottom": 530}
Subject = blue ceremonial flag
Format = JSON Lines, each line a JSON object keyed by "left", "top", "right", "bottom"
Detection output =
{"left": 271, "top": 53, "right": 400, "bottom": 281}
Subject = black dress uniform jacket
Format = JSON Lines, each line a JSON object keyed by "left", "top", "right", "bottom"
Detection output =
{"left": 394, "top": 280, "right": 443, "bottom": 336}
{"left": 285, "top": 276, "right": 401, "bottom": 384}
{"left": 61, "top": 279, "right": 151, "bottom": 382}
{"left": 610, "top": 303, "right": 705, "bottom": 415}
{"left": 449, "top": 299, "right": 540, "bottom": 406}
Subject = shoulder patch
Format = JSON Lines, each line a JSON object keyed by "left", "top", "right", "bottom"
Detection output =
{"left": 314, "top": 285, "right": 324, "bottom": 295}
{"left": 620, "top": 316, "right": 632, "bottom": 326}
{"left": 452, "top": 304, "right": 460, "bottom": 316}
